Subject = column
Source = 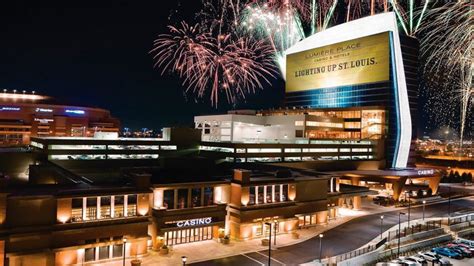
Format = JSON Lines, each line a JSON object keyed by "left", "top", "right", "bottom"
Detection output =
{"left": 97, "top": 197, "right": 101, "bottom": 219}
{"left": 272, "top": 185, "right": 275, "bottom": 202}
{"left": 255, "top": 186, "right": 259, "bottom": 205}
{"left": 82, "top": 197, "right": 87, "bottom": 221}
{"left": 124, "top": 195, "right": 128, "bottom": 217}
{"left": 392, "top": 177, "right": 408, "bottom": 201}
{"left": 111, "top": 196, "right": 115, "bottom": 218}
{"left": 351, "top": 177, "right": 361, "bottom": 210}
{"left": 280, "top": 185, "right": 283, "bottom": 202}
{"left": 263, "top": 185, "right": 267, "bottom": 204}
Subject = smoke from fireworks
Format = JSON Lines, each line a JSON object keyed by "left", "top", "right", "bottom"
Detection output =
{"left": 150, "top": 21, "right": 277, "bottom": 106}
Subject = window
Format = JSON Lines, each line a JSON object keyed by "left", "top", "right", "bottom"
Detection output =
{"left": 99, "top": 246, "right": 109, "bottom": 260}
{"left": 163, "top": 190, "right": 175, "bottom": 209}
{"left": 71, "top": 198, "right": 83, "bottom": 222}
{"left": 114, "top": 196, "right": 125, "bottom": 217}
{"left": 203, "top": 187, "right": 214, "bottom": 206}
{"left": 282, "top": 185, "right": 289, "bottom": 201}
{"left": 274, "top": 185, "right": 281, "bottom": 202}
{"left": 249, "top": 186, "right": 256, "bottom": 205}
{"left": 100, "top": 196, "right": 111, "bottom": 218}
{"left": 266, "top": 186, "right": 272, "bottom": 203}
{"left": 295, "top": 130, "right": 303, "bottom": 138}
{"left": 113, "top": 244, "right": 123, "bottom": 258}
{"left": 177, "top": 189, "right": 188, "bottom": 209}
{"left": 258, "top": 186, "right": 264, "bottom": 204}
{"left": 294, "top": 121, "right": 304, "bottom": 126}
{"left": 191, "top": 188, "right": 201, "bottom": 207}
{"left": 86, "top": 198, "right": 97, "bottom": 220}
{"left": 85, "top": 248, "right": 95, "bottom": 262}
{"left": 127, "top": 195, "right": 137, "bottom": 216}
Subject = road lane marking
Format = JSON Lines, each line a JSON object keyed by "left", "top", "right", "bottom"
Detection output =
{"left": 256, "top": 251, "right": 286, "bottom": 265}
{"left": 240, "top": 253, "right": 265, "bottom": 265}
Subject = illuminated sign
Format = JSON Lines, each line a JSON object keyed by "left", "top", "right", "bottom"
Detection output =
{"left": 0, "top": 106, "right": 20, "bottom": 111}
{"left": 35, "top": 108, "right": 53, "bottom": 112}
{"left": 175, "top": 217, "right": 213, "bottom": 228}
{"left": 286, "top": 32, "right": 389, "bottom": 92}
{"left": 65, "top": 109, "right": 85, "bottom": 115}
{"left": 34, "top": 118, "right": 54, "bottom": 123}
{"left": 417, "top": 169, "right": 435, "bottom": 176}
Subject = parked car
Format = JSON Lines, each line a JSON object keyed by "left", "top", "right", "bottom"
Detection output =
{"left": 446, "top": 244, "right": 472, "bottom": 258}
{"left": 454, "top": 239, "right": 474, "bottom": 250}
{"left": 391, "top": 259, "right": 419, "bottom": 266}
{"left": 453, "top": 242, "right": 474, "bottom": 252}
{"left": 403, "top": 255, "right": 427, "bottom": 265}
{"left": 432, "top": 247, "right": 463, "bottom": 259}
{"left": 418, "top": 251, "right": 451, "bottom": 265}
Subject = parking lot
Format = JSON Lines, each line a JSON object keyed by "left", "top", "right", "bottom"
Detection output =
{"left": 377, "top": 236, "right": 474, "bottom": 265}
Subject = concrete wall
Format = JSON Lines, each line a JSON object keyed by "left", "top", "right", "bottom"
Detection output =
{"left": 7, "top": 196, "right": 56, "bottom": 227}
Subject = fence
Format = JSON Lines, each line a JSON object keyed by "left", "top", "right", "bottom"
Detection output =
{"left": 448, "top": 213, "right": 474, "bottom": 226}
{"left": 335, "top": 238, "right": 387, "bottom": 263}
{"left": 387, "top": 220, "right": 442, "bottom": 242}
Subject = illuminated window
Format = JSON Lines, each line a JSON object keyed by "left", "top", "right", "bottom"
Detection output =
{"left": 294, "top": 121, "right": 304, "bottom": 126}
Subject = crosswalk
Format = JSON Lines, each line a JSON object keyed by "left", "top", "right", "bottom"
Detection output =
{"left": 239, "top": 251, "right": 286, "bottom": 266}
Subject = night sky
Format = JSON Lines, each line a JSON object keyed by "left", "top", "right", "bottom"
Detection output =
{"left": 0, "top": 1, "right": 285, "bottom": 130}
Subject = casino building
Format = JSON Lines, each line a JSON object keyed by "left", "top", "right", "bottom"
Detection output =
{"left": 0, "top": 90, "right": 120, "bottom": 146}
{"left": 194, "top": 12, "right": 439, "bottom": 201}
{"left": 0, "top": 12, "right": 441, "bottom": 266}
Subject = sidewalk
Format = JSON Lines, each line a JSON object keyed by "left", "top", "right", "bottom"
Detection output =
{"left": 97, "top": 199, "right": 395, "bottom": 266}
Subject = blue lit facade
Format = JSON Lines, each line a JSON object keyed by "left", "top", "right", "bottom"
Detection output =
{"left": 285, "top": 33, "right": 419, "bottom": 168}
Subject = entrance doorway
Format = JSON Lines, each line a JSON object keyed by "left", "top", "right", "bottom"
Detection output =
{"left": 164, "top": 226, "right": 213, "bottom": 246}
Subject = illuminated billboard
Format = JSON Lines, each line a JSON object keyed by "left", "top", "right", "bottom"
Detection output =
{"left": 286, "top": 32, "right": 389, "bottom": 92}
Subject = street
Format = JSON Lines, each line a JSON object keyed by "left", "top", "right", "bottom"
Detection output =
{"left": 192, "top": 197, "right": 474, "bottom": 266}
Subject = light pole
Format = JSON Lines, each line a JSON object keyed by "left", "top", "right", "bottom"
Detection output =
{"left": 398, "top": 212, "right": 405, "bottom": 257}
{"left": 273, "top": 220, "right": 277, "bottom": 246}
{"left": 406, "top": 191, "right": 411, "bottom": 228}
{"left": 422, "top": 200, "right": 426, "bottom": 221}
{"left": 448, "top": 186, "right": 452, "bottom": 218}
{"left": 265, "top": 222, "right": 272, "bottom": 266}
{"left": 380, "top": 215, "right": 384, "bottom": 239}
{"left": 319, "top": 234, "right": 324, "bottom": 262}
{"left": 123, "top": 238, "right": 127, "bottom": 266}
{"left": 182, "top": 256, "right": 187, "bottom": 266}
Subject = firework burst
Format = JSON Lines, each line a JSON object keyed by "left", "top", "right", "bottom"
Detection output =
{"left": 151, "top": 22, "right": 277, "bottom": 106}
{"left": 418, "top": 0, "right": 473, "bottom": 144}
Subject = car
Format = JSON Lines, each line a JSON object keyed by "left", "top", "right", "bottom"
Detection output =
{"left": 391, "top": 259, "right": 417, "bottom": 266}
{"left": 432, "top": 247, "right": 463, "bottom": 259}
{"left": 454, "top": 239, "right": 474, "bottom": 249}
{"left": 446, "top": 244, "right": 473, "bottom": 258}
{"left": 418, "top": 251, "right": 450, "bottom": 265}
{"left": 399, "top": 256, "right": 425, "bottom": 265}
{"left": 405, "top": 255, "right": 427, "bottom": 265}
{"left": 453, "top": 242, "right": 474, "bottom": 252}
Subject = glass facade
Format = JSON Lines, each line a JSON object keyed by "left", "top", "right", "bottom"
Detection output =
{"left": 247, "top": 184, "right": 290, "bottom": 206}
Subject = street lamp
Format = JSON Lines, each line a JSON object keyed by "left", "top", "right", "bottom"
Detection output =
{"left": 273, "top": 220, "right": 278, "bottom": 246}
{"left": 405, "top": 191, "right": 411, "bottom": 228}
{"left": 448, "top": 186, "right": 452, "bottom": 218}
{"left": 380, "top": 215, "right": 384, "bottom": 239}
{"left": 422, "top": 200, "right": 426, "bottom": 221}
{"left": 319, "top": 234, "right": 324, "bottom": 262}
{"left": 398, "top": 212, "right": 406, "bottom": 257}
{"left": 181, "top": 256, "right": 187, "bottom": 266}
{"left": 265, "top": 222, "right": 272, "bottom": 266}
{"left": 123, "top": 238, "right": 127, "bottom": 266}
